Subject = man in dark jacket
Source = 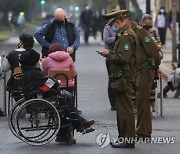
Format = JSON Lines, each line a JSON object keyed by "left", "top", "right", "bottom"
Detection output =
{"left": 2, "top": 34, "right": 34, "bottom": 101}
{"left": 34, "top": 8, "right": 80, "bottom": 61}
{"left": 80, "top": 4, "right": 93, "bottom": 44}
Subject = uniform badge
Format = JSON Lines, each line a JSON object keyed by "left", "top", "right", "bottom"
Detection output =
{"left": 123, "top": 44, "right": 129, "bottom": 51}
{"left": 144, "top": 36, "right": 150, "bottom": 43}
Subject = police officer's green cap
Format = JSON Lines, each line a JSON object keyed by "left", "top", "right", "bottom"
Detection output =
{"left": 103, "top": 9, "right": 130, "bottom": 25}
{"left": 123, "top": 10, "right": 130, "bottom": 16}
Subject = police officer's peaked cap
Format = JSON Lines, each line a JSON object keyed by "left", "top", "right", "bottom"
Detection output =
{"left": 103, "top": 9, "right": 130, "bottom": 25}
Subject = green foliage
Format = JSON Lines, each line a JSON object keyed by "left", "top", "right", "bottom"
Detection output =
{"left": 92, "top": 0, "right": 110, "bottom": 9}
{"left": 0, "top": 28, "right": 10, "bottom": 41}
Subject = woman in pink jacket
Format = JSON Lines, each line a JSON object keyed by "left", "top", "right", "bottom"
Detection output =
{"left": 43, "top": 43, "right": 76, "bottom": 93}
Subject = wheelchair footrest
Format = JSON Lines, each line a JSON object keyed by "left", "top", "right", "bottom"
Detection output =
{"left": 82, "top": 127, "right": 95, "bottom": 135}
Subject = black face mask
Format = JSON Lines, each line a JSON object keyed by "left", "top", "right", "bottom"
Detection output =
{"left": 55, "top": 20, "right": 64, "bottom": 26}
{"left": 143, "top": 25, "right": 152, "bottom": 31}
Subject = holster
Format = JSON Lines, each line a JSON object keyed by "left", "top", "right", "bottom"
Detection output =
{"left": 109, "top": 71, "right": 126, "bottom": 92}
{"left": 139, "top": 58, "right": 155, "bottom": 80}
{"left": 140, "top": 58, "right": 155, "bottom": 70}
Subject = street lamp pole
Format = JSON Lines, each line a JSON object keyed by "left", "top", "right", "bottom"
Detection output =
{"left": 40, "top": 0, "right": 46, "bottom": 18}
{"left": 172, "top": 0, "right": 177, "bottom": 62}
{"left": 146, "top": 0, "right": 151, "bottom": 14}
{"left": 41, "top": 3, "right": 44, "bottom": 17}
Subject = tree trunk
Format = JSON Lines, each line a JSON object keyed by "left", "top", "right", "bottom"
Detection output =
{"left": 118, "top": 0, "right": 126, "bottom": 9}
{"left": 130, "top": 0, "right": 143, "bottom": 21}
{"left": 1, "top": 11, "right": 9, "bottom": 26}
{"left": 26, "top": 0, "right": 37, "bottom": 22}
{"left": 172, "top": 0, "right": 177, "bottom": 62}
{"left": 118, "top": 0, "right": 143, "bottom": 21}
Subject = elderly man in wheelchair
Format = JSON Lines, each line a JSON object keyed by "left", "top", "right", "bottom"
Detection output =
{"left": 9, "top": 49, "right": 95, "bottom": 145}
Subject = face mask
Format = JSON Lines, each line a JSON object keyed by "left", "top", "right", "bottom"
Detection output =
{"left": 85, "top": 6, "right": 90, "bottom": 10}
{"left": 111, "top": 26, "right": 119, "bottom": 33}
{"left": 160, "top": 9, "right": 165, "bottom": 14}
{"left": 55, "top": 20, "right": 64, "bottom": 26}
{"left": 143, "top": 25, "right": 152, "bottom": 31}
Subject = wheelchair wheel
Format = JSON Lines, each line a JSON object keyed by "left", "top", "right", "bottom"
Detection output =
{"left": 8, "top": 98, "right": 25, "bottom": 139}
{"left": 15, "top": 99, "right": 61, "bottom": 145}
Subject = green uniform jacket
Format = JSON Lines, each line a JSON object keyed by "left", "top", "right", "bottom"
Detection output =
{"left": 107, "top": 25, "right": 140, "bottom": 79}
{"left": 131, "top": 22, "right": 161, "bottom": 69}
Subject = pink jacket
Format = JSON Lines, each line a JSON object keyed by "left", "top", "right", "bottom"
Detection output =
{"left": 43, "top": 51, "right": 76, "bottom": 87}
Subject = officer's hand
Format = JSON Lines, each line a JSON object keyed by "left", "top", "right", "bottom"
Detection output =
{"left": 67, "top": 47, "right": 73, "bottom": 55}
{"left": 99, "top": 49, "right": 110, "bottom": 57}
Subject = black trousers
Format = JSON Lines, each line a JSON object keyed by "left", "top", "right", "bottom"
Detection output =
{"left": 163, "top": 82, "right": 173, "bottom": 95}
{"left": 84, "top": 25, "right": 90, "bottom": 43}
{"left": 105, "top": 59, "right": 116, "bottom": 108}
{"left": 158, "top": 27, "right": 167, "bottom": 45}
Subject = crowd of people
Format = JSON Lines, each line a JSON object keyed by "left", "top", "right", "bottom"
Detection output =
{"left": 0, "top": 5, "right": 180, "bottom": 149}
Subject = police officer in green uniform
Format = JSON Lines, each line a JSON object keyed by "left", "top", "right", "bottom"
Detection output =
{"left": 125, "top": 10, "right": 161, "bottom": 140}
{"left": 99, "top": 10, "right": 140, "bottom": 148}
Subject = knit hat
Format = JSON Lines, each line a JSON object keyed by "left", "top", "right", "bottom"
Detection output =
{"left": 20, "top": 49, "right": 40, "bottom": 67}
{"left": 48, "top": 43, "right": 64, "bottom": 55}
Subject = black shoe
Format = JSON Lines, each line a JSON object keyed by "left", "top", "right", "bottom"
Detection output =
{"left": 111, "top": 142, "right": 135, "bottom": 148}
{"left": 65, "top": 131, "right": 76, "bottom": 145}
{"left": 76, "top": 119, "right": 95, "bottom": 133}
{"left": 82, "top": 119, "right": 95, "bottom": 128}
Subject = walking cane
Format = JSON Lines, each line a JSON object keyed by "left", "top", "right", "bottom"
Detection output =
{"left": 159, "top": 73, "right": 163, "bottom": 118}
{"left": 0, "top": 56, "right": 7, "bottom": 116}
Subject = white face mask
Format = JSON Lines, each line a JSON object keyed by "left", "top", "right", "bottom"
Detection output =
{"left": 85, "top": 6, "right": 90, "bottom": 10}
{"left": 111, "top": 26, "right": 119, "bottom": 33}
{"left": 160, "top": 9, "right": 165, "bottom": 13}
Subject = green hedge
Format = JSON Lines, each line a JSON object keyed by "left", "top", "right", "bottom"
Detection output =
{"left": 0, "top": 28, "right": 11, "bottom": 41}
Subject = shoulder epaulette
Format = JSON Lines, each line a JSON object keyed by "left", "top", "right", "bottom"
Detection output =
{"left": 124, "top": 31, "right": 128, "bottom": 35}
{"left": 136, "top": 25, "right": 142, "bottom": 30}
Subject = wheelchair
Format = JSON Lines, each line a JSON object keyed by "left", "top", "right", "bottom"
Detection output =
{"left": 7, "top": 70, "right": 94, "bottom": 146}
{"left": 9, "top": 87, "right": 94, "bottom": 146}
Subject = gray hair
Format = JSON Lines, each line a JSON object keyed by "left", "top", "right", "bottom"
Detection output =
{"left": 141, "top": 14, "right": 152, "bottom": 22}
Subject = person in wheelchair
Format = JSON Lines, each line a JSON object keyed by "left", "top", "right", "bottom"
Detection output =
{"left": 43, "top": 43, "right": 76, "bottom": 94}
{"left": 2, "top": 34, "right": 34, "bottom": 101}
{"left": 42, "top": 43, "right": 82, "bottom": 113}
{"left": 19, "top": 49, "right": 95, "bottom": 144}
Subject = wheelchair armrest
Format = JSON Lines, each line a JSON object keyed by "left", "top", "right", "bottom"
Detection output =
{"left": 32, "top": 89, "right": 43, "bottom": 94}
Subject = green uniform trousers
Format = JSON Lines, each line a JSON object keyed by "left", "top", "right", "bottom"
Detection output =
{"left": 135, "top": 68, "right": 155, "bottom": 136}
{"left": 115, "top": 78, "right": 135, "bottom": 138}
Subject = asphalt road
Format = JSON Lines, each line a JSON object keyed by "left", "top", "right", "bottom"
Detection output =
{"left": 0, "top": 43, "right": 180, "bottom": 154}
